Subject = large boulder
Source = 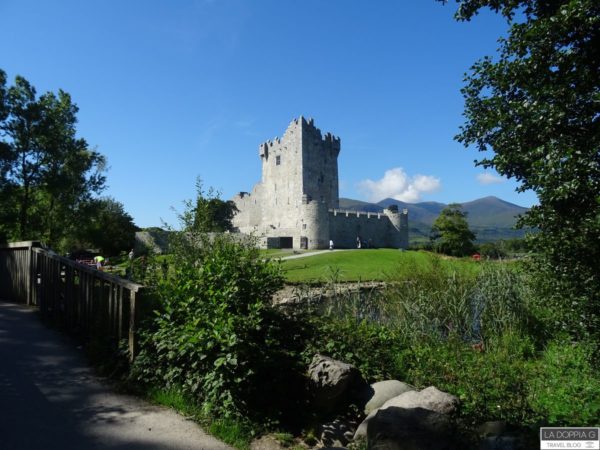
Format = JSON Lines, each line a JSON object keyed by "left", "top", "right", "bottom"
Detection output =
{"left": 354, "top": 386, "right": 459, "bottom": 439}
{"left": 308, "top": 354, "right": 364, "bottom": 411}
{"left": 366, "top": 407, "right": 457, "bottom": 450}
{"left": 380, "top": 386, "right": 459, "bottom": 414}
{"left": 359, "top": 380, "right": 415, "bottom": 415}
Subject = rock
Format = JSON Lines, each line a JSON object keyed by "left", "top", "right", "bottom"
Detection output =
{"left": 359, "top": 380, "right": 415, "bottom": 415}
{"left": 479, "top": 435, "right": 519, "bottom": 450}
{"left": 478, "top": 421, "right": 507, "bottom": 438}
{"left": 380, "top": 386, "right": 459, "bottom": 415}
{"left": 477, "top": 422, "right": 520, "bottom": 450}
{"left": 320, "top": 416, "right": 360, "bottom": 447}
{"left": 354, "top": 386, "right": 459, "bottom": 439}
{"left": 366, "top": 407, "right": 457, "bottom": 450}
{"left": 308, "top": 354, "right": 363, "bottom": 410}
{"left": 250, "top": 435, "right": 286, "bottom": 450}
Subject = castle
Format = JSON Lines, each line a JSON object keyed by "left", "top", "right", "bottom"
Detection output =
{"left": 232, "top": 117, "right": 408, "bottom": 250}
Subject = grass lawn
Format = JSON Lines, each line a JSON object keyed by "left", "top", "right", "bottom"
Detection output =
{"left": 279, "top": 249, "right": 481, "bottom": 283}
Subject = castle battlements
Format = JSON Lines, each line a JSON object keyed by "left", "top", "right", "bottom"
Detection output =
{"left": 233, "top": 117, "right": 408, "bottom": 250}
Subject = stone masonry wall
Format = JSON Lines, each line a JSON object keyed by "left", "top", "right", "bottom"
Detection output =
{"left": 328, "top": 209, "right": 407, "bottom": 249}
{"left": 232, "top": 117, "right": 408, "bottom": 250}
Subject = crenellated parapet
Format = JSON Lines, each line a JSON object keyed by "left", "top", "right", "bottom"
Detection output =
{"left": 233, "top": 116, "right": 408, "bottom": 250}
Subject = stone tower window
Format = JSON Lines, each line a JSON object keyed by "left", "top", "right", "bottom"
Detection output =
{"left": 276, "top": 155, "right": 281, "bottom": 165}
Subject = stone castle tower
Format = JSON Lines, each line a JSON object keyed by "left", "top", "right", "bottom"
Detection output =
{"left": 232, "top": 117, "right": 408, "bottom": 250}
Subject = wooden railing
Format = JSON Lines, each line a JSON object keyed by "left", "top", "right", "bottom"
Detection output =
{"left": 0, "top": 241, "right": 145, "bottom": 360}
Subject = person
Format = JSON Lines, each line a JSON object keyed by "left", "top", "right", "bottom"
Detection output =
{"left": 356, "top": 236, "right": 361, "bottom": 249}
{"left": 329, "top": 239, "right": 334, "bottom": 250}
{"left": 128, "top": 249, "right": 134, "bottom": 261}
{"left": 93, "top": 255, "right": 105, "bottom": 270}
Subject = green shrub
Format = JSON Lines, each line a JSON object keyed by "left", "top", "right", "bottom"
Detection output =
{"left": 403, "top": 332, "right": 537, "bottom": 426}
{"left": 477, "top": 242, "right": 507, "bottom": 259}
{"left": 529, "top": 340, "right": 600, "bottom": 426}
{"left": 132, "top": 234, "right": 308, "bottom": 421}
{"left": 306, "top": 315, "right": 403, "bottom": 382}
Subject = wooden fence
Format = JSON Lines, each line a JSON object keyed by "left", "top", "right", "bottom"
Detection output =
{"left": 0, "top": 241, "right": 145, "bottom": 360}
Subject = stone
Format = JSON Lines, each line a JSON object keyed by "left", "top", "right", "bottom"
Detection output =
{"left": 359, "top": 380, "right": 415, "bottom": 415}
{"left": 319, "top": 417, "right": 357, "bottom": 447}
{"left": 479, "top": 435, "right": 519, "bottom": 450}
{"left": 366, "top": 407, "right": 457, "bottom": 450}
{"left": 478, "top": 421, "right": 507, "bottom": 437}
{"left": 379, "top": 386, "right": 459, "bottom": 415}
{"left": 231, "top": 117, "right": 409, "bottom": 250}
{"left": 250, "top": 435, "right": 286, "bottom": 450}
{"left": 354, "top": 386, "right": 459, "bottom": 439}
{"left": 477, "top": 422, "right": 521, "bottom": 450}
{"left": 308, "top": 354, "right": 363, "bottom": 411}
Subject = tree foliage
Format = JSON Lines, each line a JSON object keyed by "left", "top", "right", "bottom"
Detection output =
{"left": 73, "top": 197, "right": 138, "bottom": 256}
{"left": 0, "top": 69, "right": 133, "bottom": 253}
{"left": 444, "top": 0, "right": 600, "bottom": 339}
{"left": 431, "top": 203, "right": 477, "bottom": 256}
{"left": 191, "top": 178, "right": 238, "bottom": 233}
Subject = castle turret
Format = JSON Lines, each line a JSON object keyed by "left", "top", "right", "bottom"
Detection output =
{"left": 300, "top": 195, "right": 329, "bottom": 249}
{"left": 383, "top": 205, "right": 409, "bottom": 249}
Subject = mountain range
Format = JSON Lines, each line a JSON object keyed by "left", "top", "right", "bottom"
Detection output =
{"left": 338, "top": 196, "right": 531, "bottom": 243}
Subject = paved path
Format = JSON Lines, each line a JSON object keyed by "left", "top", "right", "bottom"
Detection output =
{"left": 0, "top": 302, "right": 232, "bottom": 450}
{"left": 278, "top": 249, "right": 347, "bottom": 260}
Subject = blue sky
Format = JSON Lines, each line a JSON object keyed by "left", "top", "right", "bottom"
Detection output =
{"left": 0, "top": 0, "right": 538, "bottom": 228}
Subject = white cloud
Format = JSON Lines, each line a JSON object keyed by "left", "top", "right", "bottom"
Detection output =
{"left": 476, "top": 172, "right": 505, "bottom": 185}
{"left": 358, "top": 167, "right": 441, "bottom": 203}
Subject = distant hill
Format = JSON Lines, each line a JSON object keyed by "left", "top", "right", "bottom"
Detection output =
{"left": 338, "top": 196, "right": 531, "bottom": 243}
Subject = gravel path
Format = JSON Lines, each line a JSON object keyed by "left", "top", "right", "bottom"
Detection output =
{"left": 0, "top": 302, "right": 233, "bottom": 450}
{"left": 278, "top": 249, "right": 347, "bottom": 260}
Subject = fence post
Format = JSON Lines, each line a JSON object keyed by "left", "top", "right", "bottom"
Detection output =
{"left": 128, "top": 287, "right": 145, "bottom": 362}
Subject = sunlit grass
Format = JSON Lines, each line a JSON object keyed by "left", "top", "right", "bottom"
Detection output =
{"left": 280, "top": 249, "right": 480, "bottom": 282}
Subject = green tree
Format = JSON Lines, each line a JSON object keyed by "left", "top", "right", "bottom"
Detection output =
{"left": 191, "top": 178, "right": 238, "bottom": 233}
{"left": 443, "top": 0, "right": 600, "bottom": 338}
{"left": 0, "top": 71, "right": 15, "bottom": 241}
{"left": 431, "top": 203, "right": 476, "bottom": 256}
{"left": 73, "top": 197, "right": 138, "bottom": 256}
{"left": 0, "top": 69, "right": 106, "bottom": 246}
{"left": 36, "top": 90, "right": 106, "bottom": 246}
{"left": 2, "top": 74, "right": 42, "bottom": 239}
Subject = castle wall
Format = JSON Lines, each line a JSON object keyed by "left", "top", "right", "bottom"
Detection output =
{"left": 232, "top": 117, "right": 408, "bottom": 250}
{"left": 328, "top": 209, "right": 407, "bottom": 249}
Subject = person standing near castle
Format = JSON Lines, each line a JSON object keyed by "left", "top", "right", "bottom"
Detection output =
{"left": 356, "top": 236, "right": 361, "bottom": 249}
{"left": 329, "top": 239, "right": 334, "bottom": 250}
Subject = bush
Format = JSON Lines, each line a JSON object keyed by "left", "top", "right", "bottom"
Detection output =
{"left": 402, "top": 332, "right": 537, "bottom": 426}
{"left": 306, "top": 316, "right": 403, "bottom": 382}
{"left": 529, "top": 340, "right": 600, "bottom": 426}
{"left": 477, "top": 242, "right": 507, "bottom": 259}
{"left": 132, "top": 234, "right": 309, "bottom": 421}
